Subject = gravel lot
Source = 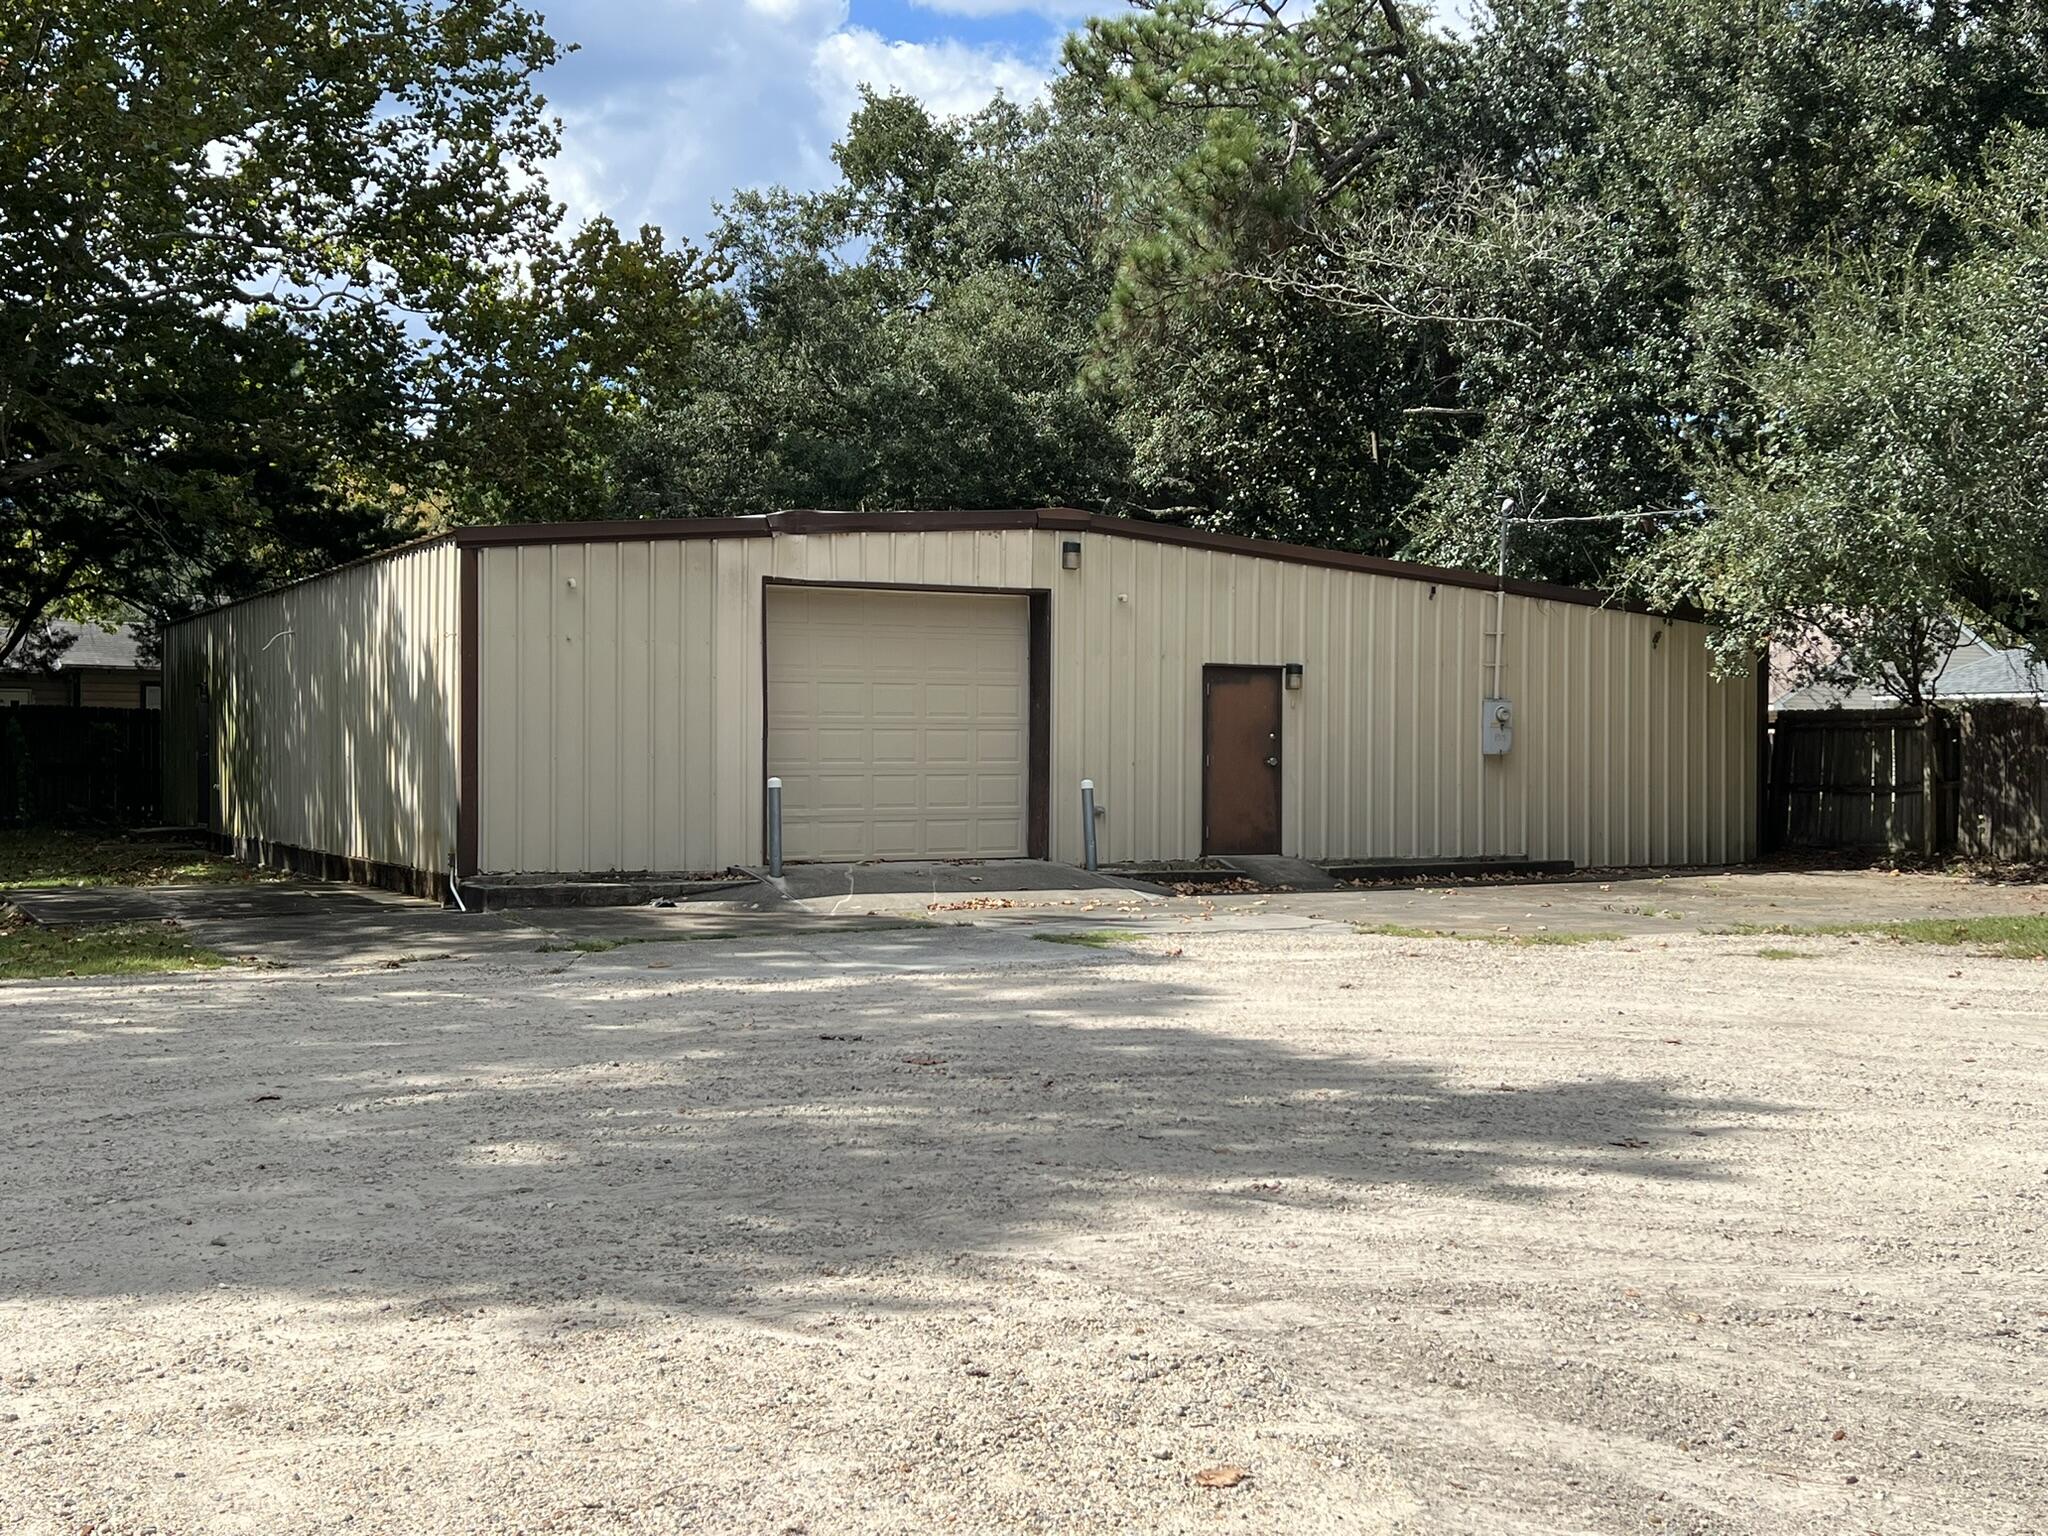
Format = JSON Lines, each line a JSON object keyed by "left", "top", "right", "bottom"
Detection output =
{"left": 3, "top": 924, "right": 2043, "bottom": 1534}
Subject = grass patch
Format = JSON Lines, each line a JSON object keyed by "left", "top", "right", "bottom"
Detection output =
{"left": 1355, "top": 923, "right": 1608, "bottom": 947}
{"left": 536, "top": 937, "right": 630, "bottom": 953}
{"left": 1756, "top": 946, "right": 1814, "bottom": 961}
{"left": 1877, "top": 915, "right": 2048, "bottom": 959}
{"left": 1355, "top": 922, "right": 1487, "bottom": 941}
{"left": 0, "top": 830, "right": 265, "bottom": 889}
{"left": 0, "top": 919, "right": 231, "bottom": 980}
{"left": 1728, "top": 914, "right": 2048, "bottom": 960}
{"left": 1033, "top": 928, "right": 1146, "bottom": 948}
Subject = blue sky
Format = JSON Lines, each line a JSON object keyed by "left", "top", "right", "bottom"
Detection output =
{"left": 534, "top": 0, "right": 1100, "bottom": 243}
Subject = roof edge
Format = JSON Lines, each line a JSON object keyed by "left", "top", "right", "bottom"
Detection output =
{"left": 166, "top": 530, "right": 461, "bottom": 628}
{"left": 454, "top": 509, "right": 1687, "bottom": 618}
{"left": 172, "top": 509, "right": 1700, "bottom": 627}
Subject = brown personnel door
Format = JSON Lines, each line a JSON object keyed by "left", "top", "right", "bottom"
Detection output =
{"left": 1202, "top": 666, "right": 1282, "bottom": 854}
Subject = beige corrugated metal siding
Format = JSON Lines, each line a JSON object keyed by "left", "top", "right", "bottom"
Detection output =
{"left": 162, "top": 541, "right": 460, "bottom": 875}
{"left": 477, "top": 528, "right": 1757, "bottom": 872}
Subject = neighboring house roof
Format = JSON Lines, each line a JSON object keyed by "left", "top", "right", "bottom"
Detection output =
{"left": 22, "top": 621, "right": 153, "bottom": 672}
{"left": 1773, "top": 627, "right": 2048, "bottom": 710}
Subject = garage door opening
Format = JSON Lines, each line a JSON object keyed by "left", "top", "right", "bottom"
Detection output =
{"left": 765, "top": 584, "right": 1037, "bottom": 862}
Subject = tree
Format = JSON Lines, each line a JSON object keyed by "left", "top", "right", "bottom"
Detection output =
{"left": 611, "top": 79, "right": 1425, "bottom": 544}
{"left": 612, "top": 87, "right": 1145, "bottom": 518}
{"left": 432, "top": 217, "right": 724, "bottom": 524}
{"left": 1642, "top": 135, "right": 2048, "bottom": 694}
{"left": 0, "top": 1, "right": 716, "bottom": 660}
{"left": 1068, "top": 0, "right": 2048, "bottom": 583}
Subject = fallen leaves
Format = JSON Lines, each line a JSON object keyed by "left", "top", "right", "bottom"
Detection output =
{"left": 1193, "top": 1464, "right": 1251, "bottom": 1489}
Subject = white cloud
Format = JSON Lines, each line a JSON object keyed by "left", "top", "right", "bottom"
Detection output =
{"left": 908, "top": 0, "right": 1100, "bottom": 17}
{"left": 811, "top": 27, "right": 1052, "bottom": 127}
{"left": 534, "top": 1, "right": 1060, "bottom": 244}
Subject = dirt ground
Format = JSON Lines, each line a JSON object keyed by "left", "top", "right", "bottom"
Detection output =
{"left": 3, "top": 922, "right": 2043, "bottom": 1534}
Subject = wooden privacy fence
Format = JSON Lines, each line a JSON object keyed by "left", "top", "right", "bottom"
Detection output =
{"left": 0, "top": 706, "right": 161, "bottom": 827}
{"left": 1767, "top": 709, "right": 1957, "bottom": 853}
{"left": 1769, "top": 703, "right": 2048, "bottom": 858}
{"left": 1956, "top": 701, "right": 2048, "bottom": 860}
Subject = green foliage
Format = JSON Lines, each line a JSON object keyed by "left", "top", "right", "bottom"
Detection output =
{"left": 0, "top": 1, "right": 717, "bottom": 651}
{"left": 1069, "top": 0, "right": 2048, "bottom": 607}
{"left": 434, "top": 217, "right": 724, "bottom": 523}
{"left": 613, "top": 87, "right": 1143, "bottom": 517}
{"left": 1642, "top": 132, "right": 2048, "bottom": 695}
{"left": 12, "top": 0, "right": 2047, "bottom": 670}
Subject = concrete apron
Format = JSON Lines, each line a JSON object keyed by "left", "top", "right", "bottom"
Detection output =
{"left": 740, "top": 857, "right": 1167, "bottom": 910}
{"left": 10, "top": 864, "right": 2043, "bottom": 971}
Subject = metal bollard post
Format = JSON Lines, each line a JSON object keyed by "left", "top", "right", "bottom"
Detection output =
{"left": 766, "top": 776, "right": 784, "bottom": 878}
{"left": 1080, "top": 778, "right": 1098, "bottom": 872}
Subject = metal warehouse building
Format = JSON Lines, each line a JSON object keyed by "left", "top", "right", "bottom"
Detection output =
{"left": 162, "top": 509, "right": 1763, "bottom": 896}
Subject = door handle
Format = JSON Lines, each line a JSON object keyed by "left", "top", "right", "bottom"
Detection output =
{"left": 1264, "top": 755, "right": 1279, "bottom": 767}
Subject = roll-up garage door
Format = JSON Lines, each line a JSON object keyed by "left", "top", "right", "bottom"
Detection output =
{"left": 765, "top": 585, "right": 1029, "bottom": 860}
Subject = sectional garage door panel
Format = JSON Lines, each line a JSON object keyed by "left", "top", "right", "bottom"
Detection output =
{"left": 767, "top": 586, "right": 1029, "bottom": 860}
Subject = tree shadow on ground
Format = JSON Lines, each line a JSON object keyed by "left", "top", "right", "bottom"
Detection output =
{"left": 4, "top": 927, "right": 1780, "bottom": 1316}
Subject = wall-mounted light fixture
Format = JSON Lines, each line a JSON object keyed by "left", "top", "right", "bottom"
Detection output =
{"left": 1284, "top": 662, "right": 1304, "bottom": 691}
{"left": 1061, "top": 539, "right": 1082, "bottom": 571}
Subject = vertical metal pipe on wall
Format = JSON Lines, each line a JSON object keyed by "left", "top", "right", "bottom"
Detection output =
{"left": 766, "top": 776, "right": 784, "bottom": 877}
{"left": 1080, "top": 779, "right": 1098, "bottom": 871}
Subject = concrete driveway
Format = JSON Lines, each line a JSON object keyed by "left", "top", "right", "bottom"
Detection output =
{"left": 8, "top": 862, "right": 2046, "bottom": 967}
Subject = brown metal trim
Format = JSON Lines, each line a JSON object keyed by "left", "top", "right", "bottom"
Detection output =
{"left": 170, "top": 508, "right": 1703, "bottom": 634}
{"left": 765, "top": 508, "right": 1050, "bottom": 536}
{"left": 472, "top": 510, "right": 1640, "bottom": 610}
{"left": 1028, "top": 592, "right": 1051, "bottom": 859}
{"left": 453, "top": 516, "right": 771, "bottom": 547}
{"left": 1755, "top": 654, "right": 1772, "bottom": 859}
{"left": 1200, "top": 663, "right": 1285, "bottom": 857}
{"left": 759, "top": 577, "right": 1053, "bottom": 862}
{"left": 763, "top": 575, "right": 1046, "bottom": 599}
{"left": 1064, "top": 516, "right": 1608, "bottom": 609}
{"left": 457, "top": 544, "right": 481, "bottom": 877}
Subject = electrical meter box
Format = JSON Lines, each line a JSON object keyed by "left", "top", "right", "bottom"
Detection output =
{"left": 1481, "top": 697, "right": 1514, "bottom": 756}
